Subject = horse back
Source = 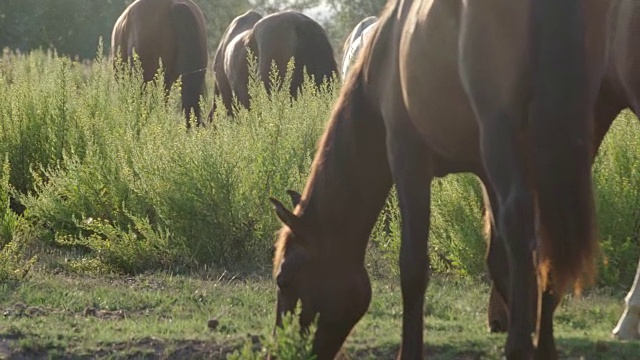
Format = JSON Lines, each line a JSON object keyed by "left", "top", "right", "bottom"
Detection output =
{"left": 252, "top": 11, "right": 338, "bottom": 93}
{"left": 342, "top": 16, "right": 379, "bottom": 67}
{"left": 111, "top": 0, "right": 178, "bottom": 82}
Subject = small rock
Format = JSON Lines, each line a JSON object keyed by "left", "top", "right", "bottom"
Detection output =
{"left": 25, "top": 307, "right": 43, "bottom": 316}
{"left": 207, "top": 318, "right": 219, "bottom": 330}
{"left": 83, "top": 307, "right": 97, "bottom": 317}
{"left": 251, "top": 335, "right": 261, "bottom": 345}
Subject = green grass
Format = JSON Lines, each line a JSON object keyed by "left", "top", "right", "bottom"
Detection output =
{"left": 1, "top": 272, "right": 639, "bottom": 359}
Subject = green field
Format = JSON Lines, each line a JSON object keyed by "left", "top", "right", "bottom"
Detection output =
{"left": 2, "top": 272, "right": 640, "bottom": 359}
{"left": 0, "top": 49, "right": 639, "bottom": 359}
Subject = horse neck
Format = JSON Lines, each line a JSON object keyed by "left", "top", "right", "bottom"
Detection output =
{"left": 299, "top": 77, "right": 392, "bottom": 264}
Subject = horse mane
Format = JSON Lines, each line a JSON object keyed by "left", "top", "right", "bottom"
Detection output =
{"left": 272, "top": 73, "right": 363, "bottom": 275}
{"left": 272, "top": 12, "right": 390, "bottom": 275}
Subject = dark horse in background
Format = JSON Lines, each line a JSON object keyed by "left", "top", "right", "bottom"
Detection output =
{"left": 268, "top": 0, "right": 607, "bottom": 359}
{"left": 111, "top": 0, "right": 208, "bottom": 128}
{"left": 208, "top": 10, "right": 338, "bottom": 119}
{"left": 487, "top": 0, "right": 640, "bottom": 341}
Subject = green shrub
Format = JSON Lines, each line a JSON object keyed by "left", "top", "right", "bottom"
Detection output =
{"left": 0, "top": 157, "right": 36, "bottom": 283}
{"left": 3, "top": 46, "right": 337, "bottom": 274}
{"left": 0, "top": 46, "right": 639, "bottom": 286}
{"left": 227, "top": 303, "right": 317, "bottom": 360}
{"left": 429, "top": 174, "right": 485, "bottom": 276}
{"left": 592, "top": 110, "right": 640, "bottom": 287}
{"left": 368, "top": 175, "right": 485, "bottom": 278}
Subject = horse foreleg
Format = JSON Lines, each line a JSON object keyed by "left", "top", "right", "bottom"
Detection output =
{"left": 613, "top": 256, "right": 640, "bottom": 340}
{"left": 387, "top": 122, "right": 434, "bottom": 360}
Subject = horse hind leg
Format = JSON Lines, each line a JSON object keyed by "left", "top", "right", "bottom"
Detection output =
{"left": 386, "top": 117, "right": 434, "bottom": 360}
{"left": 612, "top": 256, "right": 640, "bottom": 340}
{"left": 535, "top": 287, "right": 561, "bottom": 359}
{"left": 477, "top": 113, "right": 538, "bottom": 359}
{"left": 482, "top": 183, "right": 510, "bottom": 333}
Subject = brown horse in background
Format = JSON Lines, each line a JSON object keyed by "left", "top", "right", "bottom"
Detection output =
{"left": 486, "top": 0, "right": 640, "bottom": 341}
{"left": 111, "top": 0, "right": 208, "bottom": 128}
{"left": 268, "top": 0, "right": 606, "bottom": 358}
{"left": 208, "top": 10, "right": 338, "bottom": 119}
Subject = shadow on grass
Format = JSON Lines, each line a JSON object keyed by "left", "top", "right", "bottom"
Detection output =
{"left": 341, "top": 337, "right": 640, "bottom": 360}
{"left": 557, "top": 336, "right": 640, "bottom": 359}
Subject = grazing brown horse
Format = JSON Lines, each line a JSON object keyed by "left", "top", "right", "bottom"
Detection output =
{"left": 208, "top": 10, "right": 338, "bottom": 118}
{"left": 111, "top": 0, "right": 208, "bottom": 128}
{"left": 269, "top": 0, "right": 607, "bottom": 359}
{"left": 486, "top": 0, "right": 640, "bottom": 341}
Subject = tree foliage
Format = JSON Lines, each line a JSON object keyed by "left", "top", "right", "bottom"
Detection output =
{"left": 0, "top": 0, "right": 324, "bottom": 60}
{"left": 0, "top": 0, "right": 133, "bottom": 59}
{"left": 324, "top": 0, "right": 387, "bottom": 49}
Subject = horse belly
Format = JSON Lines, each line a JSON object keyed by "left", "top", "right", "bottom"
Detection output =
{"left": 399, "top": 0, "right": 479, "bottom": 162}
{"left": 405, "top": 71, "right": 480, "bottom": 162}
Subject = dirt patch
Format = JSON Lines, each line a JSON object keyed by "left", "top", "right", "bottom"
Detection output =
{"left": 2, "top": 304, "right": 52, "bottom": 319}
{"left": 0, "top": 335, "right": 239, "bottom": 360}
{"left": 89, "top": 337, "right": 238, "bottom": 359}
{"left": 82, "top": 307, "right": 127, "bottom": 320}
{"left": 3, "top": 303, "right": 129, "bottom": 321}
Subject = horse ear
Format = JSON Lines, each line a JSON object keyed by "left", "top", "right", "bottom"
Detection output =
{"left": 286, "top": 190, "right": 302, "bottom": 208}
{"left": 270, "top": 197, "right": 301, "bottom": 231}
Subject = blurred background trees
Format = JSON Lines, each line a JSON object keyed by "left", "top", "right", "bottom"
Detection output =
{"left": 0, "top": 0, "right": 387, "bottom": 61}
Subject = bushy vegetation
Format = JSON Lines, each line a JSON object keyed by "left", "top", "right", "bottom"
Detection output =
{"left": 228, "top": 303, "right": 317, "bottom": 360}
{"left": 0, "top": 45, "right": 337, "bottom": 274}
{"left": 0, "top": 158, "right": 36, "bottom": 283}
{"left": 592, "top": 110, "right": 640, "bottom": 286}
{"left": 0, "top": 47, "right": 638, "bottom": 289}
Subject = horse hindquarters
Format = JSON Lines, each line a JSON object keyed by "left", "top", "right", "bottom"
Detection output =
{"left": 459, "top": 0, "right": 598, "bottom": 357}
{"left": 486, "top": 82, "right": 627, "bottom": 337}
{"left": 170, "top": 1, "right": 207, "bottom": 127}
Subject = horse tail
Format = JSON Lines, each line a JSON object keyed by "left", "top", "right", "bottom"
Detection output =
{"left": 170, "top": 1, "right": 208, "bottom": 127}
{"left": 530, "top": 0, "right": 597, "bottom": 293}
{"left": 291, "top": 18, "right": 339, "bottom": 96}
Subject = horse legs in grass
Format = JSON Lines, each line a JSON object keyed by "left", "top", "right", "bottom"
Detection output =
{"left": 486, "top": 232, "right": 510, "bottom": 334}
{"left": 479, "top": 115, "right": 539, "bottom": 359}
{"left": 488, "top": 284, "right": 509, "bottom": 332}
{"left": 485, "top": 87, "right": 625, "bottom": 337}
{"left": 484, "top": 187, "right": 559, "bottom": 360}
{"left": 535, "top": 289, "right": 561, "bottom": 359}
{"left": 386, "top": 120, "right": 433, "bottom": 360}
{"left": 613, "top": 256, "right": 640, "bottom": 340}
{"left": 481, "top": 184, "right": 510, "bottom": 333}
